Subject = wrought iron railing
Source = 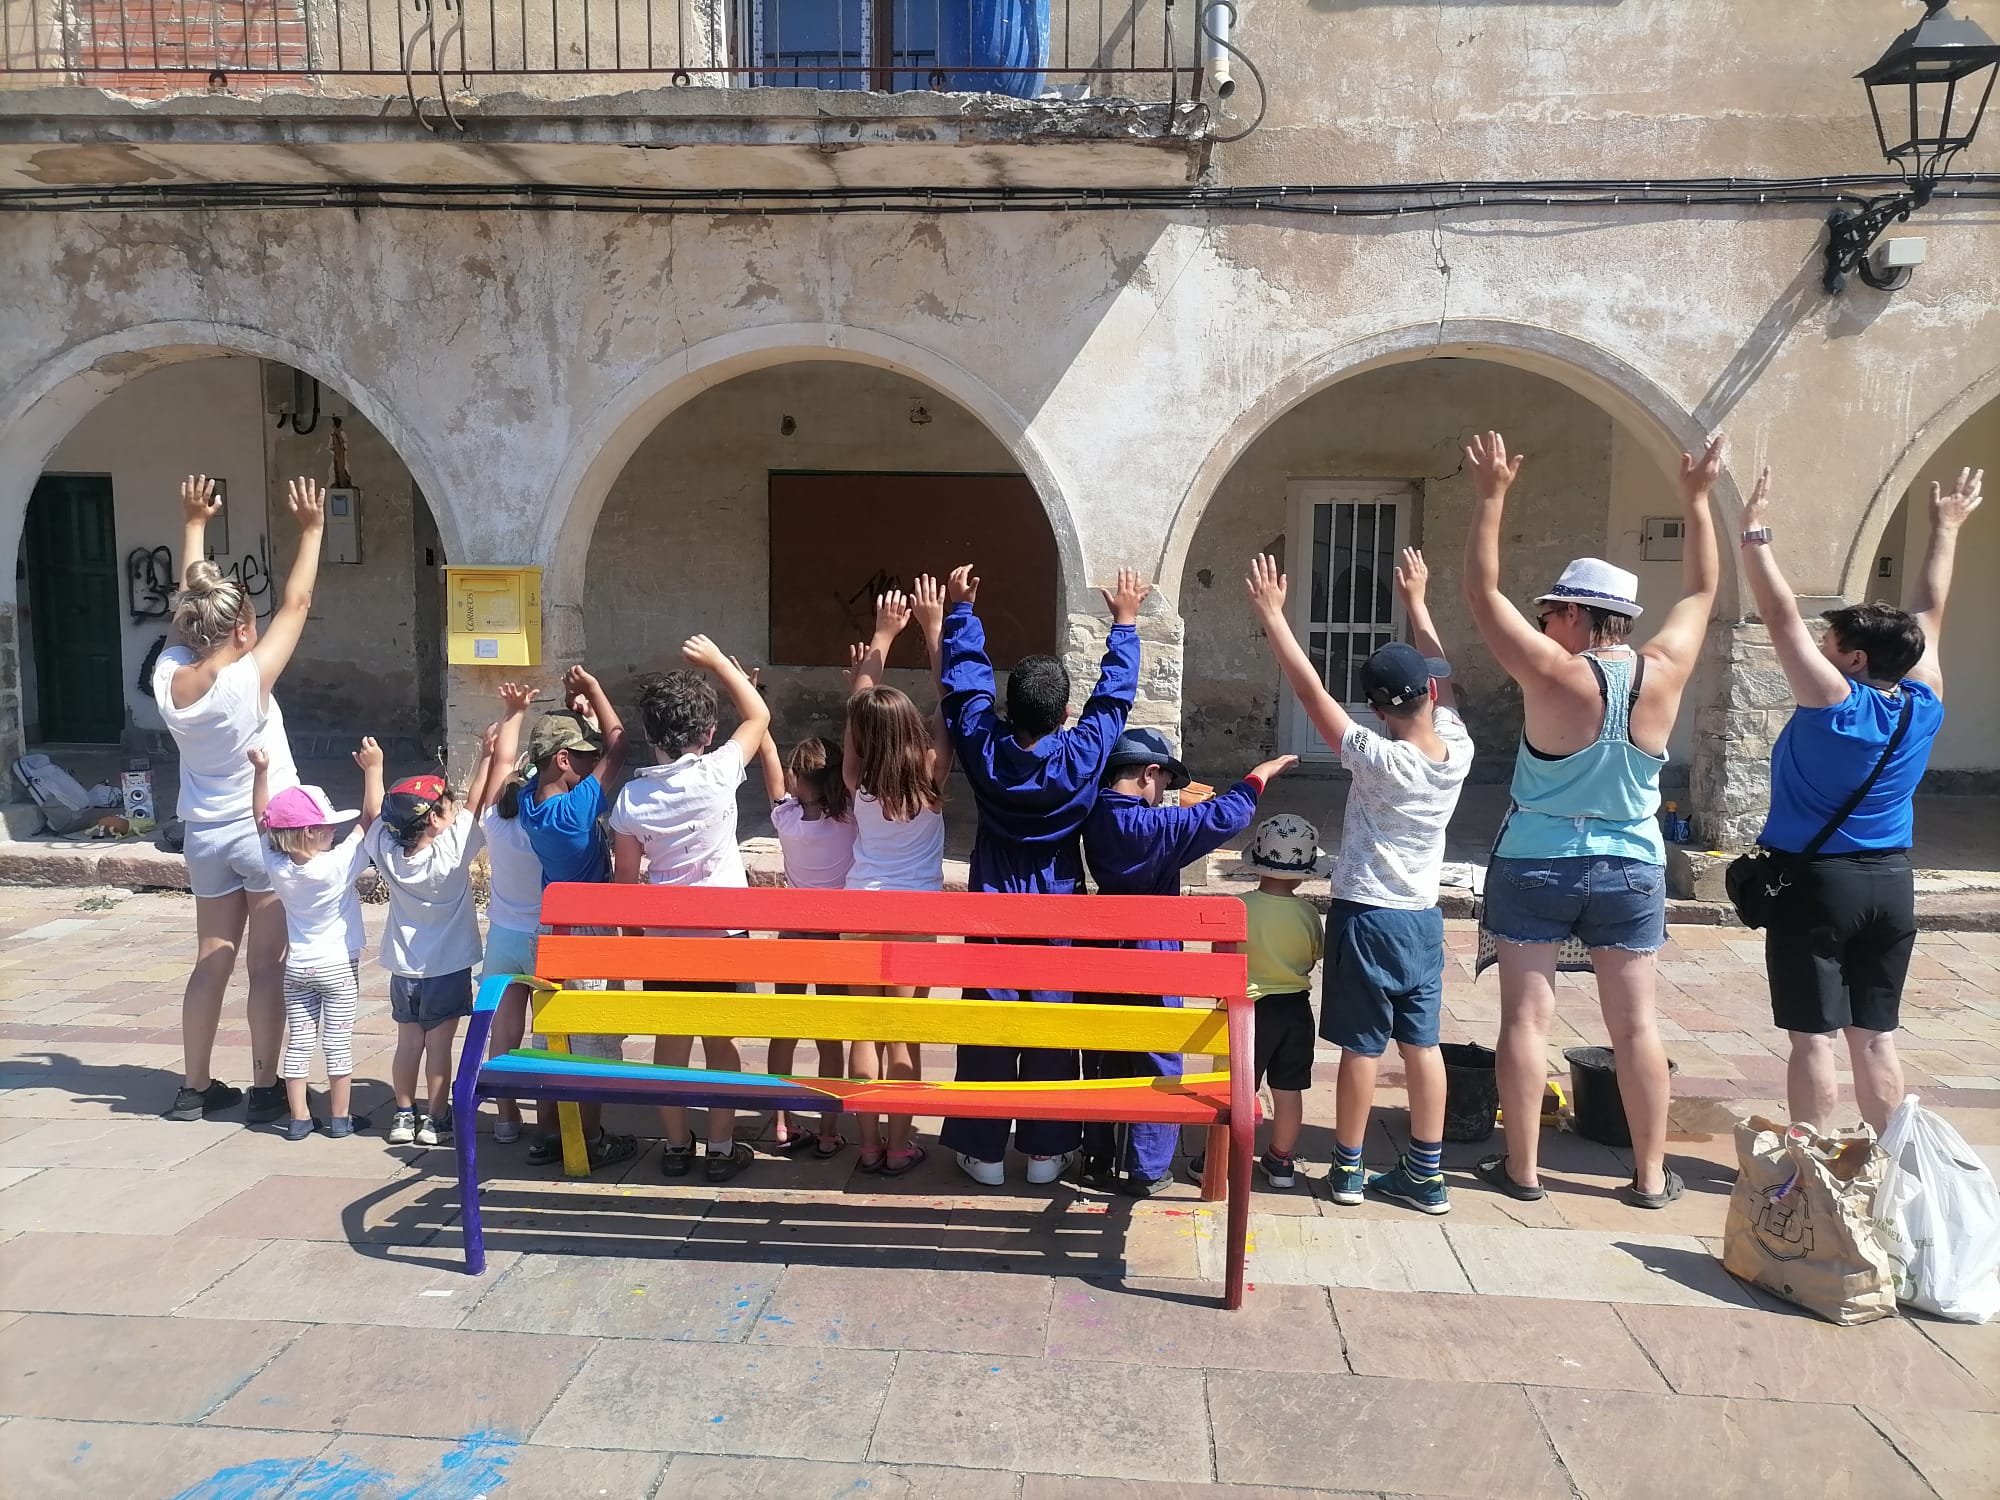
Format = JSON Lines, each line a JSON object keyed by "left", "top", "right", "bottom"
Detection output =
{"left": 0, "top": 0, "right": 1220, "bottom": 102}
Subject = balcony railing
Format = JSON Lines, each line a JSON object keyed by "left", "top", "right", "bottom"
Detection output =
{"left": 0, "top": 0, "right": 1219, "bottom": 103}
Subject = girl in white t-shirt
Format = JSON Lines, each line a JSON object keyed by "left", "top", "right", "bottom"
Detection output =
{"left": 842, "top": 581, "right": 953, "bottom": 1175}
{"left": 477, "top": 683, "right": 546, "bottom": 1145}
{"left": 756, "top": 731, "right": 856, "bottom": 1158}
{"left": 249, "top": 740, "right": 382, "bottom": 1140}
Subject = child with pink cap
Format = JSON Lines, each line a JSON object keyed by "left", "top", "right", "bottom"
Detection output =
{"left": 249, "top": 739, "right": 385, "bottom": 1140}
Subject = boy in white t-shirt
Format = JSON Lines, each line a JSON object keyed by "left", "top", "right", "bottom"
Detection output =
{"left": 610, "top": 634, "right": 770, "bottom": 1183}
{"left": 1248, "top": 548, "right": 1474, "bottom": 1216}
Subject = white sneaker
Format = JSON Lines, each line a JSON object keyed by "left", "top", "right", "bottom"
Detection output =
{"left": 493, "top": 1118, "right": 522, "bottom": 1145}
{"left": 1026, "top": 1150, "right": 1079, "bottom": 1185}
{"left": 387, "top": 1109, "right": 417, "bottom": 1145}
{"left": 415, "top": 1114, "right": 440, "bottom": 1148}
{"left": 955, "top": 1152, "right": 1005, "bottom": 1187}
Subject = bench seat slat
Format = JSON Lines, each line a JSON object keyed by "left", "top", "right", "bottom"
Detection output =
{"left": 534, "top": 935, "right": 1245, "bottom": 999}
{"left": 532, "top": 989, "right": 1231, "bottom": 1055}
{"left": 540, "top": 884, "right": 1247, "bottom": 944}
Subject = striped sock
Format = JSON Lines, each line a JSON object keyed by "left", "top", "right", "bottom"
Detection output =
{"left": 1404, "top": 1139, "right": 1443, "bottom": 1178}
{"left": 1333, "top": 1141, "right": 1364, "bottom": 1172}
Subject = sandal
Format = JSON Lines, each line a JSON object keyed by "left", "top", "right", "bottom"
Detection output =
{"left": 586, "top": 1131, "right": 638, "bottom": 1170}
{"left": 1622, "top": 1168, "right": 1685, "bottom": 1210}
{"left": 525, "top": 1134, "right": 561, "bottom": 1167}
{"left": 1476, "top": 1153, "right": 1547, "bottom": 1202}
{"left": 812, "top": 1133, "right": 848, "bottom": 1160}
{"left": 771, "top": 1132, "right": 820, "bottom": 1155}
{"left": 879, "top": 1143, "right": 927, "bottom": 1178}
{"left": 856, "top": 1148, "right": 887, "bottom": 1174}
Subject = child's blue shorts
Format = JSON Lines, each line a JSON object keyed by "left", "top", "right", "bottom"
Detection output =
{"left": 1319, "top": 900, "right": 1446, "bottom": 1058}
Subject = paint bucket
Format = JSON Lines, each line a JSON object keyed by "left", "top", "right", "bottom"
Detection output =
{"left": 1564, "top": 1046, "right": 1679, "bottom": 1147}
{"left": 1440, "top": 1042, "right": 1499, "bottom": 1143}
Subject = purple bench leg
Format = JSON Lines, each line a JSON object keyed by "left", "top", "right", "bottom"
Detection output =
{"left": 454, "top": 1008, "right": 493, "bottom": 1275}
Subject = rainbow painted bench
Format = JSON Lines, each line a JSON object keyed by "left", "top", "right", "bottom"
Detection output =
{"left": 450, "top": 883, "right": 1258, "bottom": 1306}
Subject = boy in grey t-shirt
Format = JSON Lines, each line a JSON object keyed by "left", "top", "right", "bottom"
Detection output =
{"left": 1246, "top": 548, "right": 1473, "bottom": 1215}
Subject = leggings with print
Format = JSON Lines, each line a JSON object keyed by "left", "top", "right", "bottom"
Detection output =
{"left": 280, "top": 958, "right": 361, "bottom": 1080}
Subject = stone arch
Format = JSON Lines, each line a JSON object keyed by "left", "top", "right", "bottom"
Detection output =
{"left": 1156, "top": 318, "right": 1737, "bottom": 612}
{"left": 538, "top": 323, "right": 1086, "bottom": 615}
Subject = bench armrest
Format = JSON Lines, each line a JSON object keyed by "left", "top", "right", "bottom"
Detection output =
{"left": 473, "top": 973, "right": 554, "bottom": 1015}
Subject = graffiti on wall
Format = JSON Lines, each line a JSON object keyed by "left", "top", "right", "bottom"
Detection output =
{"left": 125, "top": 538, "right": 273, "bottom": 626}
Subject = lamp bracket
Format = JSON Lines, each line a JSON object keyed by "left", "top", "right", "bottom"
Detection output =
{"left": 1823, "top": 185, "right": 1932, "bottom": 294}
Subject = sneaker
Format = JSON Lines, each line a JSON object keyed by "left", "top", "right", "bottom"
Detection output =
{"left": 1079, "top": 1155, "right": 1121, "bottom": 1192}
{"left": 703, "top": 1140, "right": 754, "bottom": 1184}
{"left": 1025, "top": 1150, "right": 1079, "bottom": 1186}
{"left": 492, "top": 1118, "right": 522, "bottom": 1145}
{"left": 1367, "top": 1162, "right": 1451, "bottom": 1216}
{"left": 415, "top": 1114, "right": 440, "bottom": 1148}
{"left": 1325, "top": 1158, "right": 1366, "bottom": 1206}
{"left": 284, "top": 1117, "right": 317, "bottom": 1142}
{"left": 955, "top": 1152, "right": 1005, "bottom": 1187}
{"left": 168, "top": 1079, "right": 242, "bottom": 1121}
{"left": 431, "top": 1106, "right": 454, "bottom": 1138}
{"left": 1258, "top": 1150, "right": 1299, "bottom": 1190}
{"left": 660, "top": 1138, "right": 697, "bottom": 1178}
{"left": 1118, "top": 1172, "right": 1176, "bottom": 1199}
{"left": 1184, "top": 1152, "right": 1210, "bottom": 1183}
{"left": 324, "top": 1114, "right": 368, "bottom": 1139}
{"left": 245, "top": 1084, "right": 287, "bottom": 1125}
{"left": 387, "top": 1109, "right": 418, "bottom": 1145}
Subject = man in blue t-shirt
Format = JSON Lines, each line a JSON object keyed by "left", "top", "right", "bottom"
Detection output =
{"left": 1738, "top": 464, "right": 1981, "bottom": 1132}
{"left": 515, "top": 665, "right": 635, "bottom": 1169}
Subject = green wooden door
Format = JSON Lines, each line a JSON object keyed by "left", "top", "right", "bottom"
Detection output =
{"left": 25, "top": 474, "right": 124, "bottom": 744}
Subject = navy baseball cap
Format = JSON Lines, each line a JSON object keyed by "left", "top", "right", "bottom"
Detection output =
{"left": 1103, "top": 727, "right": 1191, "bottom": 790}
{"left": 1358, "top": 642, "right": 1451, "bottom": 709}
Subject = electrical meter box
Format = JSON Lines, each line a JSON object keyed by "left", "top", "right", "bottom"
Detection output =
{"left": 445, "top": 567, "right": 542, "bottom": 666}
{"left": 324, "top": 487, "right": 362, "bottom": 564}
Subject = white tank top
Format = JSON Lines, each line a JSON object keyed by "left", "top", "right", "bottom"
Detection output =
{"left": 844, "top": 792, "right": 945, "bottom": 892}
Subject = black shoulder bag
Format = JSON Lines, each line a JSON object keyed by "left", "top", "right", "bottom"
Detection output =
{"left": 1725, "top": 694, "right": 1913, "bottom": 929}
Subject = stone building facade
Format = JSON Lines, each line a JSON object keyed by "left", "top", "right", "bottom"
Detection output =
{"left": 2, "top": 1, "right": 1997, "bottom": 850}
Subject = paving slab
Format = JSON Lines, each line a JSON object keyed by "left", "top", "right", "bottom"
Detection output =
{"left": 0, "top": 1313, "right": 299, "bottom": 1423}
{"left": 0, "top": 1116, "right": 237, "bottom": 1170}
{"left": 1334, "top": 1287, "right": 1667, "bottom": 1392}
{"left": 0, "top": 1164, "right": 255, "bottom": 1235}
{"left": 682, "top": 1195, "right": 948, "bottom": 1269}
{"left": 1207, "top": 1368, "right": 1570, "bottom": 1498}
{"left": 1444, "top": 1223, "right": 1759, "bottom": 1307}
{"left": 180, "top": 1170, "right": 458, "bottom": 1247}
{"left": 180, "top": 1125, "right": 424, "bottom": 1181}
{"left": 1043, "top": 1278, "right": 1345, "bottom": 1374}
{"left": 0, "top": 1231, "right": 263, "bottom": 1315}
{"left": 533, "top": 1338, "right": 896, "bottom": 1457}
{"left": 659, "top": 1454, "right": 1021, "bottom": 1499}
{"left": 177, "top": 1238, "right": 512, "bottom": 1327}
{"left": 753, "top": 1264, "right": 1054, "bottom": 1355}
{"left": 459, "top": 1253, "right": 780, "bottom": 1341}
{"left": 1863, "top": 1405, "right": 2000, "bottom": 1500}
{"left": 208, "top": 1323, "right": 594, "bottom": 1438}
{"left": 1020, "top": 1482, "right": 1383, "bottom": 1500}
{"left": 0, "top": 1417, "right": 327, "bottom": 1500}
{"left": 1529, "top": 1385, "right": 1934, "bottom": 1500}
{"left": 1618, "top": 1302, "right": 1997, "bottom": 1411}
{"left": 871, "top": 1350, "right": 1209, "bottom": 1482}
{"left": 1914, "top": 1315, "right": 2000, "bottom": 1401}
{"left": 1197, "top": 1214, "right": 1471, "bottom": 1293}
{"left": 290, "top": 1433, "right": 668, "bottom": 1500}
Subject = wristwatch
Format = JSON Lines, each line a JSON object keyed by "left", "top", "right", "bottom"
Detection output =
{"left": 1741, "top": 526, "right": 1773, "bottom": 546}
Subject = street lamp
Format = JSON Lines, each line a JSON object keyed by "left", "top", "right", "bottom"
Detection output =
{"left": 1824, "top": 0, "right": 2000, "bottom": 293}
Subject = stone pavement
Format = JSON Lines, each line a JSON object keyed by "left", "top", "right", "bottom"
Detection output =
{"left": 0, "top": 887, "right": 1996, "bottom": 1499}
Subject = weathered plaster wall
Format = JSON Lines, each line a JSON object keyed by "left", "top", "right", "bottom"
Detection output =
{"left": 1177, "top": 359, "right": 1614, "bottom": 777}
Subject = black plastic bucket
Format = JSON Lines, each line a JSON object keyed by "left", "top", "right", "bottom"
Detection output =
{"left": 1565, "top": 1046, "right": 1627, "bottom": 1146}
{"left": 1441, "top": 1042, "right": 1499, "bottom": 1143}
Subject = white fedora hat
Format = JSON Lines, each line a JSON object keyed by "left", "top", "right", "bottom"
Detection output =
{"left": 1534, "top": 558, "right": 1642, "bottom": 619}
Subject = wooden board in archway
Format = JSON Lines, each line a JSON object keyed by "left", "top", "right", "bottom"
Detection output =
{"left": 768, "top": 471, "right": 1059, "bottom": 670}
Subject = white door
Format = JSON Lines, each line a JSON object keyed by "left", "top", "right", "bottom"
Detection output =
{"left": 1283, "top": 480, "right": 1413, "bottom": 759}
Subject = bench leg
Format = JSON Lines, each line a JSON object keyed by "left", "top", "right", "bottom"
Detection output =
{"left": 544, "top": 1034, "right": 592, "bottom": 1178}
{"left": 1223, "top": 1000, "right": 1257, "bottom": 1311}
{"left": 1200, "top": 1123, "right": 1230, "bottom": 1202}
{"left": 453, "top": 1010, "right": 492, "bottom": 1276}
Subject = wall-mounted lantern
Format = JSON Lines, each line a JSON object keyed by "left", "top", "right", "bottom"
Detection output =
{"left": 1824, "top": 0, "right": 2000, "bottom": 293}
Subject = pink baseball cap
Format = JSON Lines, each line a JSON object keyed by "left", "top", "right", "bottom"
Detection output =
{"left": 264, "top": 785, "right": 359, "bottom": 829}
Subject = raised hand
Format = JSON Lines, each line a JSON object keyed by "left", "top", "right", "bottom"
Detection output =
{"left": 681, "top": 634, "right": 729, "bottom": 674}
{"left": 1393, "top": 547, "right": 1429, "bottom": 609}
{"left": 841, "top": 641, "right": 866, "bottom": 692}
{"left": 911, "top": 573, "right": 947, "bottom": 640}
{"left": 1466, "top": 431, "right": 1525, "bottom": 501}
{"left": 947, "top": 564, "right": 981, "bottom": 607}
{"left": 245, "top": 746, "right": 269, "bottom": 772}
{"left": 180, "top": 475, "right": 222, "bottom": 526}
{"left": 1742, "top": 467, "right": 1772, "bottom": 527}
{"left": 1245, "top": 554, "right": 1288, "bottom": 619}
{"left": 498, "top": 681, "right": 539, "bottom": 715}
{"left": 1931, "top": 467, "right": 1985, "bottom": 531}
{"left": 481, "top": 722, "right": 500, "bottom": 757}
{"left": 284, "top": 476, "right": 326, "bottom": 531}
{"left": 1250, "top": 753, "right": 1299, "bottom": 784}
{"left": 563, "top": 664, "right": 602, "bottom": 703}
{"left": 1101, "top": 567, "right": 1152, "bottom": 626}
{"left": 873, "top": 590, "right": 913, "bottom": 642}
{"left": 1680, "top": 433, "right": 1727, "bottom": 498}
{"left": 353, "top": 736, "right": 383, "bottom": 772}
{"left": 730, "top": 656, "right": 763, "bottom": 690}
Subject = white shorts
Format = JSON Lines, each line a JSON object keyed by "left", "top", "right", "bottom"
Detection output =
{"left": 183, "top": 815, "right": 273, "bottom": 899}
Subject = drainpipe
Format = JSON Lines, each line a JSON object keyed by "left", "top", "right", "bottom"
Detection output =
{"left": 1201, "top": 1, "right": 1236, "bottom": 98}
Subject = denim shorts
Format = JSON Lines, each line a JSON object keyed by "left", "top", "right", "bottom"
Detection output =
{"left": 1320, "top": 901, "right": 1446, "bottom": 1057}
{"left": 1483, "top": 855, "right": 1666, "bottom": 954}
{"left": 390, "top": 969, "right": 474, "bottom": 1030}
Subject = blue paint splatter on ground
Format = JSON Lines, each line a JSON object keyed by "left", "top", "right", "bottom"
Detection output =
{"left": 168, "top": 1430, "right": 517, "bottom": 1500}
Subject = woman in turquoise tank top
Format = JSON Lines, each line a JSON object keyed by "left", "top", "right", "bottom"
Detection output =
{"left": 1462, "top": 431, "right": 1723, "bottom": 1215}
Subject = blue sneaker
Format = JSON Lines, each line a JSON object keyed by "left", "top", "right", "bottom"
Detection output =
{"left": 1367, "top": 1162, "right": 1451, "bottom": 1215}
{"left": 1325, "top": 1158, "right": 1366, "bottom": 1206}
{"left": 1257, "top": 1150, "right": 1299, "bottom": 1190}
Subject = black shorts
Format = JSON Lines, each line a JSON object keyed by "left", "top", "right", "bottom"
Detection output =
{"left": 1253, "top": 991, "right": 1316, "bottom": 1092}
{"left": 1766, "top": 849, "right": 1916, "bottom": 1035}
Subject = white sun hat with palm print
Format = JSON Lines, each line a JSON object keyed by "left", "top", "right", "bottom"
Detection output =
{"left": 1240, "top": 813, "right": 1334, "bottom": 880}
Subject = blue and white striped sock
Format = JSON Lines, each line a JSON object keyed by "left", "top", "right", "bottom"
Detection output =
{"left": 1333, "top": 1141, "right": 1364, "bottom": 1172}
{"left": 1403, "top": 1139, "right": 1443, "bottom": 1178}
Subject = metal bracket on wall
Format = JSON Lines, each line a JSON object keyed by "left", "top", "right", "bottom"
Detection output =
{"left": 1822, "top": 188, "right": 1927, "bottom": 294}
{"left": 403, "top": 0, "right": 468, "bottom": 135}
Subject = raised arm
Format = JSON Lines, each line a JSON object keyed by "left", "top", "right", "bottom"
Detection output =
{"left": 1638, "top": 436, "right": 1725, "bottom": 681}
{"left": 1736, "top": 469, "right": 1852, "bottom": 710}
{"left": 1247, "top": 553, "right": 1357, "bottom": 746}
{"left": 354, "top": 736, "right": 384, "bottom": 833}
{"left": 565, "top": 665, "right": 628, "bottom": 787}
{"left": 1906, "top": 467, "right": 1983, "bottom": 697}
{"left": 1460, "top": 432, "right": 1571, "bottom": 684}
{"left": 849, "top": 590, "right": 912, "bottom": 697}
{"left": 754, "top": 730, "right": 787, "bottom": 804}
{"left": 179, "top": 475, "right": 221, "bottom": 589}
{"left": 465, "top": 723, "right": 500, "bottom": 820}
{"left": 478, "top": 682, "right": 537, "bottom": 816}
{"left": 911, "top": 573, "right": 955, "bottom": 779}
{"left": 250, "top": 477, "right": 328, "bottom": 697}
{"left": 1061, "top": 568, "right": 1148, "bottom": 765}
{"left": 1393, "top": 547, "right": 1455, "bottom": 710}
{"left": 684, "top": 636, "right": 770, "bottom": 767}
{"left": 247, "top": 747, "right": 272, "bottom": 827}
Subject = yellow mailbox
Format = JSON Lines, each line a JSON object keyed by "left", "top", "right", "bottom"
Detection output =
{"left": 445, "top": 566, "right": 542, "bottom": 666}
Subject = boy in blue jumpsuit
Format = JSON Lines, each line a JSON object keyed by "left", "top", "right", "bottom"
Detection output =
{"left": 1079, "top": 728, "right": 1294, "bottom": 1194}
{"left": 936, "top": 562, "right": 1150, "bottom": 1187}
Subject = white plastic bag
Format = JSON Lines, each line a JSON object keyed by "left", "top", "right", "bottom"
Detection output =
{"left": 1874, "top": 1093, "right": 2000, "bottom": 1323}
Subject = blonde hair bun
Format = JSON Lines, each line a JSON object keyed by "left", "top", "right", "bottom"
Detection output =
{"left": 173, "top": 562, "right": 248, "bottom": 655}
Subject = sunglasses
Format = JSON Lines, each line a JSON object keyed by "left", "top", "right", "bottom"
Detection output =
{"left": 1535, "top": 604, "right": 1573, "bottom": 632}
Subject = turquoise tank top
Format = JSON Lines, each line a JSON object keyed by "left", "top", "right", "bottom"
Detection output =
{"left": 1494, "top": 651, "right": 1667, "bottom": 865}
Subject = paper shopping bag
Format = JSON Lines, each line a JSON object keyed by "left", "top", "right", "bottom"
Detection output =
{"left": 1723, "top": 1115, "right": 1897, "bottom": 1326}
